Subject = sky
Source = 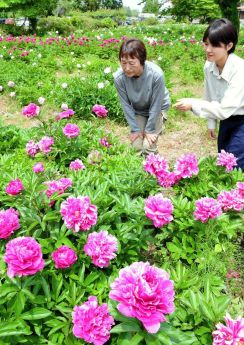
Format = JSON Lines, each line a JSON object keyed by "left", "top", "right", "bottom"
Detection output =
{"left": 123, "top": 0, "right": 143, "bottom": 11}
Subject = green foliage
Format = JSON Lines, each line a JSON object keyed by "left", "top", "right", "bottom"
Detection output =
{"left": 37, "top": 16, "right": 75, "bottom": 35}
{"left": 171, "top": 0, "right": 220, "bottom": 22}
{"left": 216, "top": 0, "right": 240, "bottom": 31}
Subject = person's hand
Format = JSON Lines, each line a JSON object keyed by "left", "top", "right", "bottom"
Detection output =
{"left": 174, "top": 98, "right": 192, "bottom": 112}
{"left": 145, "top": 133, "right": 158, "bottom": 146}
{"left": 129, "top": 132, "right": 143, "bottom": 143}
{"left": 208, "top": 129, "right": 217, "bottom": 140}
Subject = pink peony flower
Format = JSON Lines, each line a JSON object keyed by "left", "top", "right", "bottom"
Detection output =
{"left": 51, "top": 245, "right": 77, "bottom": 269}
{"left": 217, "top": 150, "right": 238, "bottom": 172}
{"left": 156, "top": 170, "right": 180, "bottom": 188}
{"left": 212, "top": 313, "right": 244, "bottom": 345}
{"left": 99, "top": 136, "right": 111, "bottom": 148}
{"left": 56, "top": 108, "right": 75, "bottom": 121}
{"left": 92, "top": 104, "right": 108, "bottom": 118}
{"left": 69, "top": 159, "right": 85, "bottom": 171}
{"left": 72, "top": 296, "right": 114, "bottom": 345}
{"left": 217, "top": 190, "right": 244, "bottom": 212}
{"left": 63, "top": 123, "right": 80, "bottom": 138}
{"left": 60, "top": 196, "right": 97, "bottom": 232}
{"left": 236, "top": 182, "right": 244, "bottom": 199}
{"left": 61, "top": 103, "right": 68, "bottom": 110}
{"left": 26, "top": 140, "right": 40, "bottom": 157}
{"left": 33, "top": 162, "right": 44, "bottom": 173}
{"left": 22, "top": 103, "right": 40, "bottom": 118}
{"left": 144, "top": 194, "right": 174, "bottom": 227}
{"left": 143, "top": 153, "right": 169, "bottom": 176}
{"left": 44, "top": 178, "right": 72, "bottom": 200}
{"left": 38, "top": 136, "right": 54, "bottom": 154}
{"left": 4, "top": 237, "right": 45, "bottom": 278}
{"left": 87, "top": 150, "right": 103, "bottom": 165}
{"left": 109, "top": 262, "right": 175, "bottom": 334}
{"left": 6, "top": 178, "right": 24, "bottom": 195}
{"left": 84, "top": 230, "right": 118, "bottom": 268}
{"left": 194, "top": 197, "right": 222, "bottom": 223}
{"left": 0, "top": 208, "right": 20, "bottom": 239}
{"left": 174, "top": 153, "right": 199, "bottom": 178}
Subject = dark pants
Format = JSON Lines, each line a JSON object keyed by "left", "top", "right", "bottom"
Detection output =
{"left": 218, "top": 115, "right": 244, "bottom": 172}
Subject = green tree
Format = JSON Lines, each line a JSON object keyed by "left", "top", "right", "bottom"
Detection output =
{"left": 193, "top": 0, "right": 221, "bottom": 23}
{"left": 100, "top": 0, "right": 123, "bottom": 9}
{"left": 171, "top": 0, "right": 221, "bottom": 22}
{"left": 171, "top": 0, "right": 195, "bottom": 21}
{"left": 215, "top": 0, "right": 240, "bottom": 31}
{"left": 75, "top": 0, "right": 100, "bottom": 11}
{"left": 143, "top": 0, "right": 160, "bottom": 14}
{"left": 4, "top": 0, "right": 58, "bottom": 31}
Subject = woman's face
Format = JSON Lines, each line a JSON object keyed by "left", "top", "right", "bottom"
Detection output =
{"left": 203, "top": 38, "right": 232, "bottom": 67}
{"left": 120, "top": 56, "right": 144, "bottom": 77}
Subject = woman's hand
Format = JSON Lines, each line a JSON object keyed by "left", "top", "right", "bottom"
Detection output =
{"left": 129, "top": 132, "right": 143, "bottom": 143}
{"left": 174, "top": 98, "right": 192, "bottom": 112}
{"left": 145, "top": 133, "right": 158, "bottom": 146}
{"left": 208, "top": 129, "right": 217, "bottom": 140}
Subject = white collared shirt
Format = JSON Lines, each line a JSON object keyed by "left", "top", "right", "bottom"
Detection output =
{"left": 191, "top": 53, "right": 244, "bottom": 129}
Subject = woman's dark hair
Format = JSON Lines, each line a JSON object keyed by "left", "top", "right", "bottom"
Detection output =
{"left": 119, "top": 39, "right": 147, "bottom": 66}
{"left": 203, "top": 18, "right": 238, "bottom": 54}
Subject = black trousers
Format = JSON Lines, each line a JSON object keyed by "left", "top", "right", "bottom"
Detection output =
{"left": 218, "top": 115, "right": 244, "bottom": 172}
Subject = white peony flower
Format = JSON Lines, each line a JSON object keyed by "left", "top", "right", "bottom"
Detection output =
{"left": 97, "top": 82, "right": 105, "bottom": 89}
{"left": 9, "top": 92, "right": 16, "bottom": 97}
{"left": 38, "top": 97, "right": 45, "bottom": 105}
{"left": 61, "top": 103, "right": 68, "bottom": 110}
{"left": 7, "top": 81, "right": 15, "bottom": 88}
{"left": 104, "top": 67, "right": 111, "bottom": 74}
{"left": 61, "top": 83, "right": 68, "bottom": 89}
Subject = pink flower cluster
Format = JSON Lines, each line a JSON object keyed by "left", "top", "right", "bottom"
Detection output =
{"left": 236, "top": 182, "right": 244, "bottom": 198}
{"left": 217, "top": 150, "right": 238, "bottom": 172}
{"left": 5, "top": 178, "right": 24, "bottom": 195}
{"left": 22, "top": 103, "right": 40, "bottom": 118}
{"left": 212, "top": 313, "right": 244, "bottom": 345}
{"left": 63, "top": 123, "right": 80, "bottom": 138}
{"left": 39, "top": 136, "right": 54, "bottom": 154}
{"left": 33, "top": 162, "right": 44, "bottom": 173}
{"left": 194, "top": 197, "right": 222, "bottom": 223}
{"left": 84, "top": 230, "right": 118, "bottom": 268}
{"left": 92, "top": 104, "right": 108, "bottom": 118}
{"left": 26, "top": 136, "right": 54, "bottom": 157}
{"left": 69, "top": 159, "right": 85, "bottom": 171}
{"left": 4, "top": 237, "right": 45, "bottom": 278}
{"left": 109, "top": 262, "right": 175, "bottom": 334}
{"left": 56, "top": 108, "right": 75, "bottom": 121}
{"left": 217, "top": 190, "right": 244, "bottom": 212}
{"left": 60, "top": 196, "right": 97, "bottom": 232}
{"left": 72, "top": 296, "right": 114, "bottom": 345}
{"left": 51, "top": 246, "right": 77, "bottom": 269}
{"left": 144, "top": 153, "right": 199, "bottom": 188}
{"left": 174, "top": 153, "right": 199, "bottom": 178}
{"left": 0, "top": 208, "right": 20, "bottom": 239}
{"left": 144, "top": 194, "right": 174, "bottom": 227}
{"left": 44, "top": 178, "right": 72, "bottom": 200}
{"left": 99, "top": 136, "right": 111, "bottom": 148}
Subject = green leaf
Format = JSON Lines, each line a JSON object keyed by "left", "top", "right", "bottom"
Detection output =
{"left": 13, "top": 291, "right": 26, "bottom": 316}
{"left": 21, "top": 307, "right": 52, "bottom": 320}
{"left": 84, "top": 272, "right": 100, "bottom": 286}
{"left": 131, "top": 333, "right": 144, "bottom": 345}
{"left": 110, "top": 321, "right": 142, "bottom": 333}
{"left": 0, "top": 320, "right": 31, "bottom": 337}
{"left": 145, "top": 334, "right": 161, "bottom": 345}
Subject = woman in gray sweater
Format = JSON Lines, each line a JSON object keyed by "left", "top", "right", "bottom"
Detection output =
{"left": 114, "top": 38, "right": 170, "bottom": 155}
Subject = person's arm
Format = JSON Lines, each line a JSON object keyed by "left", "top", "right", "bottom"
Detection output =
{"left": 114, "top": 78, "right": 141, "bottom": 133}
{"left": 145, "top": 74, "right": 166, "bottom": 133}
{"left": 204, "top": 74, "right": 217, "bottom": 133}
{"left": 191, "top": 70, "right": 244, "bottom": 121}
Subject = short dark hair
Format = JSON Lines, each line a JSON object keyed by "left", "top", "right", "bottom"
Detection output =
{"left": 203, "top": 18, "right": 238, "bottom": 54}
{"left": 119, "top": 39, "right": 147, "bottom": 66}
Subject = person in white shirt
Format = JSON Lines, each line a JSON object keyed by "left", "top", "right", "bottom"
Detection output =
{"left": 175, "top": 18, "right": 244, "bottom": 171}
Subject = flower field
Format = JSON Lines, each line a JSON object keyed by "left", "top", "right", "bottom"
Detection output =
{"left": 0, "top": 23, "right": 243, "bottom": 344}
